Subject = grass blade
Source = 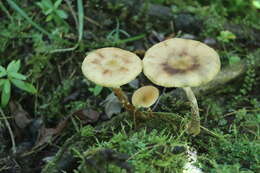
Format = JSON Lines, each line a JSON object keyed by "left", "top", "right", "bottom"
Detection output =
{"left": 77, "top": 0, "right": 84, "bottom": 42}
{"left": 50, "top": 0, "right": 84, "bottom": 53}
{"left": 6, "top": 0, "right": 51, "bottom": 37}
{"left": 0, "top": 1, "right": 13, "bottom": 21}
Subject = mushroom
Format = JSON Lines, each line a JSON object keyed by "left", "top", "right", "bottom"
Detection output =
{"left": 132, "top": 85, "right": 159, "bottom": 117}
{"left": 82, "top": 47, "right": 142, "bottom": 116}
{"left": 132, "top": 85, "right": 159, "bottom": 108}
{"left": 142, "top": 38, "right": 221, "bottom": 136}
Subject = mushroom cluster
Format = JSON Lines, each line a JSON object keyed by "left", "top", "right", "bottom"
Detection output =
{"left": 81, "top": 38, "right": 220, "bottom": 136}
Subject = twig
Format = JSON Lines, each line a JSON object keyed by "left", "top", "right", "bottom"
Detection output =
{"left": 85, "top": 16, "right": 102, "bottom": 28}
{"left": 0, "top": 107, "right": 16, "bottom": 153}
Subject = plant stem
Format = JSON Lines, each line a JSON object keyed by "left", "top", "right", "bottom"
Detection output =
{"left": 113, "top": 88, "right": 144, "bottom": 119}
{"left": 183, "top": 87, "right": 200, "bottom": 136}
{"left": 113, "top": 88, "right": 135, "bottom": 113}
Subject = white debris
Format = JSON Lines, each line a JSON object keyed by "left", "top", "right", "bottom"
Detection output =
{"left": 183, "top": 146, "right": 204, "bottom": 173}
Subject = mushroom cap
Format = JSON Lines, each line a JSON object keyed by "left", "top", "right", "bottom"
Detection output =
{"left": 132, "top": 85, "right": 159, "bottom": 108}
{"left": 82, "top": 47, "right": 142, "bottom": 88}
{"left": 142, "top": 38, "right": 221, "bottom": 87}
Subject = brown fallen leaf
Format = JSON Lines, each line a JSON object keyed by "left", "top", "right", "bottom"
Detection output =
{"left": 72, "top": 109, "right": 100, "bottom": 124}
{"left": 34, "top": 118, "right": 68, "bottom": 147}
{"left": 100, "top": 93, "right": 122, "bottom": 118}
{"left": 9, "top": 101, "right": 32, "bottom": 129}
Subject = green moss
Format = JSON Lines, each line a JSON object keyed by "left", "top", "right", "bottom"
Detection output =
{"left": 78, "top": 128, "right": 187, "bottom": 173}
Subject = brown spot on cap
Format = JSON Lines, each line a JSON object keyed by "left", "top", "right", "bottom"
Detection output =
{"left": 123, "top": 58, "right": 131, "bottom": 64}
{"left": 96, "top": 52, "right": 105, "bottom": 59}
{"left": 162, "top": 61, "right": 200, "bottom": 75}
{"left": 179, "top": 50, "right": 188, "bottom": 56}
{"left": 91, "top": 59, "right": 100, "bottom": 65}
{"left": 119, "top": 67, "right": 129, "bottom": 72}
{"left": 102, "top": 69, "right": 112, "bottom": 75}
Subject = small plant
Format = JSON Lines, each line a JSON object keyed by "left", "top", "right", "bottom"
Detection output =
{"left": 36, "top": 0, "right": 68, "bottom": 24}
{"left": 106, "top": 19, "right": 130, "bottom": 44}
{"left": 253, "top": 0, "right": 260, "bottom": 9}
{"left": 228, "top": 55, "right": 241, "bottom": 65}
{"left": 88, "top": 85, "right": 103, "bottom": 96}
{"left": 217, "top": 30, "right": 236, "bottom": 43}
{"left": 0, "top": 60, "right": 37, "bottom": 107}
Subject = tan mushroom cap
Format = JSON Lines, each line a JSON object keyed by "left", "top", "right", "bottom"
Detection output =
{"left": 143, "top": 38, "right": 221, "bottom": 87}
{"left": 82, "top": 47, "right": 142, "bottom": 88}
{"left": 132, "top": 85, "right": 159, "bottom": 108}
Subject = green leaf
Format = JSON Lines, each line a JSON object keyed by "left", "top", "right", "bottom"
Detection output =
{"left": 54, "top": 0, "right": 63, "bottom": 8}
{"left": 36, "top": 2, "right": 43, "bottom": 9}
{"left": 1, "top": 80, "right": 11, "bottom": 107}
{"left": 0, "top": 65, "right": 6, "bottom": 72}
{"left": 253, "top": 0, "right": 260, "bottom": 9}
{"left": 45, "top": 8, "right": 53, "bottom": 15}
{"left": 3, "top": 79, "right": 10, "bottom": 94}
{"left": 217, "top": 30, "right": 236, "bottom": 43}
{"left": 46, "top": 15, "right": 53, "bottom": 22}
{"left": 89, "top": 85, "right": 103, "bottom": 96}
{"left": 0, "top": 67, "right": 7, "bottom": 78}
{"left": 42, "top": 0, "right": 54, "bottom": 9}
{"left": 8, "top": 72, "right": 27, "bottom": 80}
{"left": 0, "top": 79, "right": 5, "bottom": 88}
{"left": 11, "top": 79, "right": 37, "bottom": 94}
{"left": 229, "top": 56, "right": 241, "bottom": 65}
{"left": 7, "top": 60, "right": 20, "bottom": 73}
{"left": 56, "top": 9, "right": 68, "bottom": 19}
{"left": 94, "top": 85, "right": 103, "bottom": 96}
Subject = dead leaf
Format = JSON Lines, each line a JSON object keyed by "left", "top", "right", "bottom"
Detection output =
{"left": 9, "top": 101, "right": 32, "bottom": 129}
{"left": 72, "top": 109, "right": 100, "bottom": 124}
{"left": 62, "top": 90, "right": 80, "bottom": 104}
{"left": 100, "top": 93, "right": 122, "bottom": 118}
{"left": 34, "top": 118, "right": 68, "bottom": 147}
{"left": 128, "top": 79, "right": 139, "bottom": 89}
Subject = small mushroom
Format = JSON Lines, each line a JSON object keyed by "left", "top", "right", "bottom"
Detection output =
{"left": 142, "top": 38, "right": 221, "bottom": 136}
{"left": 132, "top": 85, "right": 159, "bottom": 118}
{"left": 82, "top": 47, "right": 143, "bottom": 116}
{"left": 131, "top": 85, "right": 159, "bottom": 108}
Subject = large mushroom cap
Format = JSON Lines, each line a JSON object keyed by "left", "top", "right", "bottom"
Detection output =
{"left": 82, "top": 47, "right": 142, "bottom": 88}
{"left": 132, "top": 85, "right": 159, "bottom": 108}
{"left": 143, "top": 38, "right": 221, "bottom": 87}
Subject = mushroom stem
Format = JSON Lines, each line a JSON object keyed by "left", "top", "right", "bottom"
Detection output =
{"left": 113, "top": 88, "right": 144, "bottom": 119}
{"left": 183, "top": 87, "right": 200, "bottom": 136}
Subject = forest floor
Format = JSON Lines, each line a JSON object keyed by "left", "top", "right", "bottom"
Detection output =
{"left": 0, "top": 0, "right": 260, "bottom": 173}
